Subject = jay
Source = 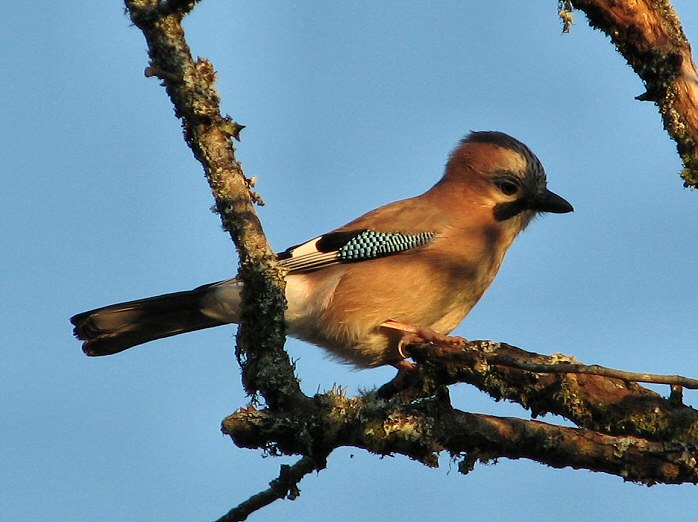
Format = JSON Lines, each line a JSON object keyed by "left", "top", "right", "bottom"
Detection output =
{"left": 71, "top": 131, "right": 572, "bottom": 369}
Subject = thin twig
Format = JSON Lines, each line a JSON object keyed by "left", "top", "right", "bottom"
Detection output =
{"left": 490, "top": 354, "right": 698, "bottom": 389}
{"left": 214, "top": 457, "right": 319, "bottom": 522}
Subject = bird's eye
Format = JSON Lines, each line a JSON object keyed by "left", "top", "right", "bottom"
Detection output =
{"left": 496, "top": 180, "right": 520, "bottom": 196}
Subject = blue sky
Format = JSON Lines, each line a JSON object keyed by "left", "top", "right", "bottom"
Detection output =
{"left": 3, "top": 2, "right": 698, "bottom": 521}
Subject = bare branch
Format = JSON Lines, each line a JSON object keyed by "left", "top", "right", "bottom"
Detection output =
{"left": 489, "top": 354, "right": 698, "bottom": 389}
{"left": 214, "top": 457, "right": 322, "bottom": 522}
{"left": 567, "top": 0, "right": 698, "bottom": 187}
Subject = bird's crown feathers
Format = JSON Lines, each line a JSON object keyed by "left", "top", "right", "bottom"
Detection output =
{"left": 458, "top": 131, "right": 547, "bottom": 194}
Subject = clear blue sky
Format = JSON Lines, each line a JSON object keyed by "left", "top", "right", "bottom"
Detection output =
{"left": 3, "top": 2, "right": 698, "bottom": 521}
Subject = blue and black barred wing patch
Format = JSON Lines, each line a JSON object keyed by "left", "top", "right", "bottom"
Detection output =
{"left": 278, "top": 229, "right": 437, "bottom": 273}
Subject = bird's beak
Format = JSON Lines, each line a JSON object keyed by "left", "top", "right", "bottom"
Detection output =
{"left": 531, "top": 189, "right": 573, "bottom": 214}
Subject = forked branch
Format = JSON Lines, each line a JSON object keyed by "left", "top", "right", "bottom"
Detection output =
{"left": 121, "top": 2, "right": 698, "bottom": 520}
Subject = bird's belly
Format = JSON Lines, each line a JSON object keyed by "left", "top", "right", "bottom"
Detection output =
{"left": 282, "top": 262, "right": 488, "bottom": 368}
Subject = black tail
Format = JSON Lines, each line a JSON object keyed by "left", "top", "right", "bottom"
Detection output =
{"left": 71, "top": 282, "right": 234, "bottom": 356}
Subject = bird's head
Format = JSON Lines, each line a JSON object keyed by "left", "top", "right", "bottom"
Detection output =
{"left": 443, "top": 131, "right": 573, "bottom": 230}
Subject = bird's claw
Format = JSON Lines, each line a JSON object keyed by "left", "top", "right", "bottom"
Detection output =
{"left": 390, "top": 322, "right": 468, "bottom": 360}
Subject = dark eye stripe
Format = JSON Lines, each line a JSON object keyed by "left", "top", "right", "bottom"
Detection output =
{"left": 493, "top": 200, "right": 528, "bottom": 221}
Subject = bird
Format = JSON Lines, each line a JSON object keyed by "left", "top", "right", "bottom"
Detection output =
{"left": 71, "top": 131, "right": 572, "bottom": 370}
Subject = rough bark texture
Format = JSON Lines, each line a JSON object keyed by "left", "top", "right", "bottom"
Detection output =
{"left": 566, "top": 0, "right": 698, "bottom": 187}
{"left": 222, "top": 340, "right": 698, "bottom": 487}
{"left": 223, "top": 385, "right": 698, "bottom": 486}
{"left": 125, "top": 0, "right": 304, "bottom": 409}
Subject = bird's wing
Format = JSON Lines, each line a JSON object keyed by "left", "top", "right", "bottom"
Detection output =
{"left": 278, "top": 229, "right": 438, "bottom": 273}
{"left": 277, "top": 195, "right": 447, "bottom": 274}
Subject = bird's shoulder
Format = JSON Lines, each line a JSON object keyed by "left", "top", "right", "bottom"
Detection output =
{"left": 335, "top": 194, "right": 448, "bottom": 233}
{"left": 278, "top": 195, "right": 447, "bottom": 273}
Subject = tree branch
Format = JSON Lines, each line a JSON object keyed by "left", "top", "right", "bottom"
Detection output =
{"left": 123, "top": 0, "right": 304, "bottom": 409}
{"left": 396, "top": 341, "right": 698, "bottom": 445}
{"left": 214, "top": 457, "right": 322, "bottom": 522}
{"left": 121, "top": 1, "right": 698, "bottom": 517}
{"left": 220, "top": 341, "right": 698, "bottom": 487}
{"left": 564, "top": 0, "right": 698, "bottom": 187}
{"left": 222, "top": 385, "right": 698, "bottom": 485}
{"left": 489, "top": 354, "right": 698, "bottom": 389}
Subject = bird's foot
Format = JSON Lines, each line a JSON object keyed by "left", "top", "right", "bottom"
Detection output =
{"left": 383, "top": 322, "right": 467, "bottom": 396}
{"left": 392, "top": 358, "right": 417, "bottom": 373}
{"left": 381, "top": 320, "right": 467, "bottom": 359}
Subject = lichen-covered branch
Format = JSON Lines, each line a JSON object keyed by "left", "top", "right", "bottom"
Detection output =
{"left": 396, "top": 341, "right": 698, "bottom": 445}
{"left": 222, "top": 386, "right": 698, "bottom": 485}
{"left": 121, "top": 1, "right": 698, "bottom": 517}
{"left": 563, "top": 0, "right": 698, "bottom": 187}
{"left": 123, "top": 0, "right": 303, "bottom": 408}
{"left": 221, "top": 342, "right": 698, "bottom": 486}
